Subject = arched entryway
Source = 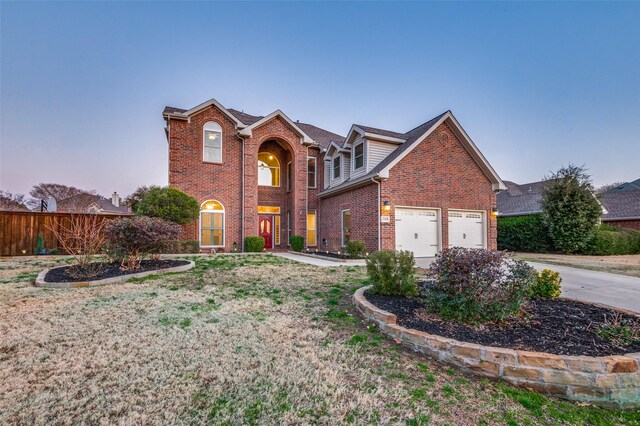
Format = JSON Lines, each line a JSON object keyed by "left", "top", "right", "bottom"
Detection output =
{"left": 256, "top": 139, "right": 294, "bottom": 250}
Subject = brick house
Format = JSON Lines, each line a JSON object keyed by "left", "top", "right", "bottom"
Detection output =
{"left": 163, "top": 98, "right": 506, "bottom": 256}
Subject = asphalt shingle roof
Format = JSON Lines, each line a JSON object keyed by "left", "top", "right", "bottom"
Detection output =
{"left": 496, "top": 180, "right": 549, "bottom": 216}
{"left": 354, "top": 124, "right": 406, "bottom": 140}
{"left": 601, "top": 188, "right": 640, "bottom": 220}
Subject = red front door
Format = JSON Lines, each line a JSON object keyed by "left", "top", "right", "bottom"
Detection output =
{"left": 259, "top": 215, "right": 273, "bottom": 249}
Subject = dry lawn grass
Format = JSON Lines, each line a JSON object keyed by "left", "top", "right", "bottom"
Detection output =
{"left": 1, "top": 254, "right": 638, "bottom": 425}
{"left": 516, "top": 253, "right": 640, "bottom": 278}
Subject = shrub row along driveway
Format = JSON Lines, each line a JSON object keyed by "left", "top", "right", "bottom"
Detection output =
{"left": 1, "top": 255, "right": 638, "bottom": 425}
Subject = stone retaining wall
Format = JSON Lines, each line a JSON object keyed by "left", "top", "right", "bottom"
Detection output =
{"left": 353, "top": 286, "right": 640, "bottom": 409}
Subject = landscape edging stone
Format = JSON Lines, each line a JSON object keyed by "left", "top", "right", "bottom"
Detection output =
{"left": 353, "top": 285, "right": 640, "bottom": 409}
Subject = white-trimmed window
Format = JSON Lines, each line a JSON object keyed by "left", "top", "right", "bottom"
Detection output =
{"left": 200, "top": 200, "right": 225, "bottom": 247}
{"left": 258, "top": 152, "right": 280, "bottom": 186}
{"left": 307, "top": 157, "right": 316, "bottom": 188}
{"left": 342, "top": 209, "right": 351, "bottom": 246}
{"left": 307, "top": 210, "right": 317, "bottom": 246}
{"left": 333, "top": 156, "right": 341, "bottom": 179}
{"left": 203, "top": 122, "right": 222, "bottom": 163}
{"left": 286, "top": 161, "right": 292, "bottom": 191}
{"left": 287, "top": 210, "right": 291, "bottom": 244}
{"left": 354, "top": 143, "right": 364, "bottom": 170}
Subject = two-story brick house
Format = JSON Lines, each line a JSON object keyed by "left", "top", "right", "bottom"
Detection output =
{"left": 163, "top": 98, "right": 506, "bottom": 256}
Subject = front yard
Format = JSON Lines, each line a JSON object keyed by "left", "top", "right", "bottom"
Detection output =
{"left": 1, "top": 255, "right": 638, "bottom": 425}
{"left": 515, "top": 253, "right": 640, "bottom": 278}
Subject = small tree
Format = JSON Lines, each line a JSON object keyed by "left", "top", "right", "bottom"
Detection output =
{"left": 47, "top": 215, "right": 108, "bottom": 278}
{"left": 105, "top": 217, "right": 182, "bottom": 269}
{"left": 134, "top": 187, "right": 199, "bottom": 224}
{"left": 541, "top": 165, "right": 602, "bottom": 254}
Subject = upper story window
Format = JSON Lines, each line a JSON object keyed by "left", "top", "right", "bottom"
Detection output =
{"left": 333, "top": 156, "right": 341, "bottom": 179}
{"left": 203, "top": 122, "right": 222, "bottom": 163}
{"left": 286, "top": 161, "right": 292, "bottom": 191}
{"left": 354, "top": 143, "right": 364, "bottom": 170}
{"left": 307, "top": 157, "right": 316, "bottom": 188}
{"left": 258, "top": 152, "right": 280, "bottom": 186}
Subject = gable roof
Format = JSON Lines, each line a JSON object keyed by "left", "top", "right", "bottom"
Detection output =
{"left": 320, "top": 111, "right": 506, "bottom": 197}
{"left": 238, "top": 109, "right": 318, "bottom": 145}
{"left": 164, "top": 100, "right": 343, "bottom": 150}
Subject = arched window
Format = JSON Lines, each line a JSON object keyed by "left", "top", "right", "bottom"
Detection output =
{"left": 203, "top": 122, "right": 222, "bottom": 163}
{"left": 200, "top": 200, "right": 225, "bottom": 247}
{"left": 258, "top": 152, "right": 280, "bottom": 186}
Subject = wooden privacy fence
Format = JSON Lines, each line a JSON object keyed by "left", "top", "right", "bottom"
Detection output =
{"left": 0, "top": 211, "right": 129, "bottom": 256}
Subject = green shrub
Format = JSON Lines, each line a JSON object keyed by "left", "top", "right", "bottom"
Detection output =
{"left": 427, "top": 248, "right": 537, "bottom": 324}
{"left": 497, "top": 214, "right": 554, "bottom": 253}
{"left": 585, "top": 225, "right": 640, "bottom": 255}
{"left": 346, "top": 240, "right": 366, "bottom": 258}
{"left": 170, "top": 239, "right": 200, "bottom": 254}
{"left": 134, "top": 186, "right": 199, "bottom": 224}
{"left": 289, "top": 235, "right": 304, "bottom": 252}
{"left": 530, "top": 269, "right": 561, "bottom": 299}
{"left": 34, "top": 233, "right": 45, "bottom": 255}
{"left": 244, "top": 236, "right": 265, "bottom": 252}
{"left": 366, "top": 250, "right": 417, "bottom": 297}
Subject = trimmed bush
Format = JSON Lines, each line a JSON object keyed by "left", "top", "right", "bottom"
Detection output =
{"left": 366, "top": 250, "right": 417, "bottom": 297}
{"left": 134, "top": 186, "right": 199, "bottom": 224}
{"left": 245, "top": 236, "right": 265, "bottom": 252}
{"left": 169, "top": 239, "right": 200, "bottom": 254}
{"left": 585, "top": 225, "right": 640, "bottom": 255}
{"left": 497, "top": 214, "right": 554, "bottom": 253}
{"left": 289, "top": 235, "right": 304, "bottom": 252}
{"left": 427, "top": 248, "right": 536, "bottom": 324}
{"left": 105, "top": 217, "right": 182, "bottom": 269}
{"left": 34, "top": 233, "right": 45, "bottom": 255}
{"left": 531, "top": 269, "right": 562, "bottom": 299}
{"left": 346, "top": 240, "right": 366, "bottom": 258}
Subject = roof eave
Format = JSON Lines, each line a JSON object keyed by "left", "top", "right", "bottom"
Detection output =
{"left": 238, "top": 110, "right": 317, "bottom": 145}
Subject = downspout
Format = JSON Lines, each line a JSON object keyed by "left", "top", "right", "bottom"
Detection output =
{"left": 370, "top": 176, "right": 381, "bottom": 251}
{"left": 240, "top": 134, "right": 245, "bottom": 252}
{"left": 306, "top": 145, "right": 310, "bottom": 247}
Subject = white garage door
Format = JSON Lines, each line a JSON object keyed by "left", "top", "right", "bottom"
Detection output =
{"left": 448, "top": 210, "right": 485, "bottom": 249}
{"left": 395, "top": 208, "right": 439, "bottom": 257}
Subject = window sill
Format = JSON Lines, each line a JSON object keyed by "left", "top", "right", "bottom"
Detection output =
{"left": 203, "top": 161, "right": 223, "bottom": 165}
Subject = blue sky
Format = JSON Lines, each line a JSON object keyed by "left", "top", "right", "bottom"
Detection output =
{"left": 1, "top": 1, "right": 639, "bottom": 198}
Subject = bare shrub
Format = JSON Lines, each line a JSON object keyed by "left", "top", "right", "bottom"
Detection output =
{"left": 47, "top": 215, "right": 107, "bottom": 278}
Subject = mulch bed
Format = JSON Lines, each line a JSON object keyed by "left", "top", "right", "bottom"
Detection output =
{"left": 302, "top": 250, "right": 362, "bottom": 260}
{"left": 45, "top": 260, "right": 190, "bottom": 283}
{"left": 364, "top": 291, "right": 640, "bottom": 357}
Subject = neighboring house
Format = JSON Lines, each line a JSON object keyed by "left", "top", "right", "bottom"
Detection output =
{"left": 599, "top": 179, "right": 640, "bottom": 230}
{"left": 497, "top": 178, "right": 640, "bottom": 230}
{"left": 58, "top": 192, "right": 131, "bottom": 215}
{"left": 163, "top": 98, "right": 506, "bottom": 256}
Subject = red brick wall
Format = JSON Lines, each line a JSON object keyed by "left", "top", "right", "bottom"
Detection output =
{"left": 380, "top": 122, "right": 497, "bottom": 251}
{"left": 168, "top": 106, "right": 316, "bottom": 251}
{"left": 168, "top": 106, "right": 244, "bottom": 250}
{"left": 318, "top": 183, "right": 379, "bottom": 253}
{"left": 604, "top": 219, "right": 640, "bottom": 231}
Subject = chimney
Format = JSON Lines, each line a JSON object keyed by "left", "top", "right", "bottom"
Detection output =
{"left": 112, "top": 192, "right": 120, "bottom": 207}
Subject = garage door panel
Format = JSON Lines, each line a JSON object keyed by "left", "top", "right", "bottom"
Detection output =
{"left": 395, "top": 208, "right": 439, "bottom": 257}
{"left": 448, "top": 210, "right": 484, "bottom": 249}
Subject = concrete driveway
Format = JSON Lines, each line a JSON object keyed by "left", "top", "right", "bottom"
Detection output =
{"left": 415, "top": 257, "right": 640, "bottom": 313}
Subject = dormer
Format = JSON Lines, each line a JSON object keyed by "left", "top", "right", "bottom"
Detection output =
{"left": 342, "top": 125, "right": 406, "bottom": 179}
{"left": 323, "top": 141, "right": 350, "bottom": 189}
